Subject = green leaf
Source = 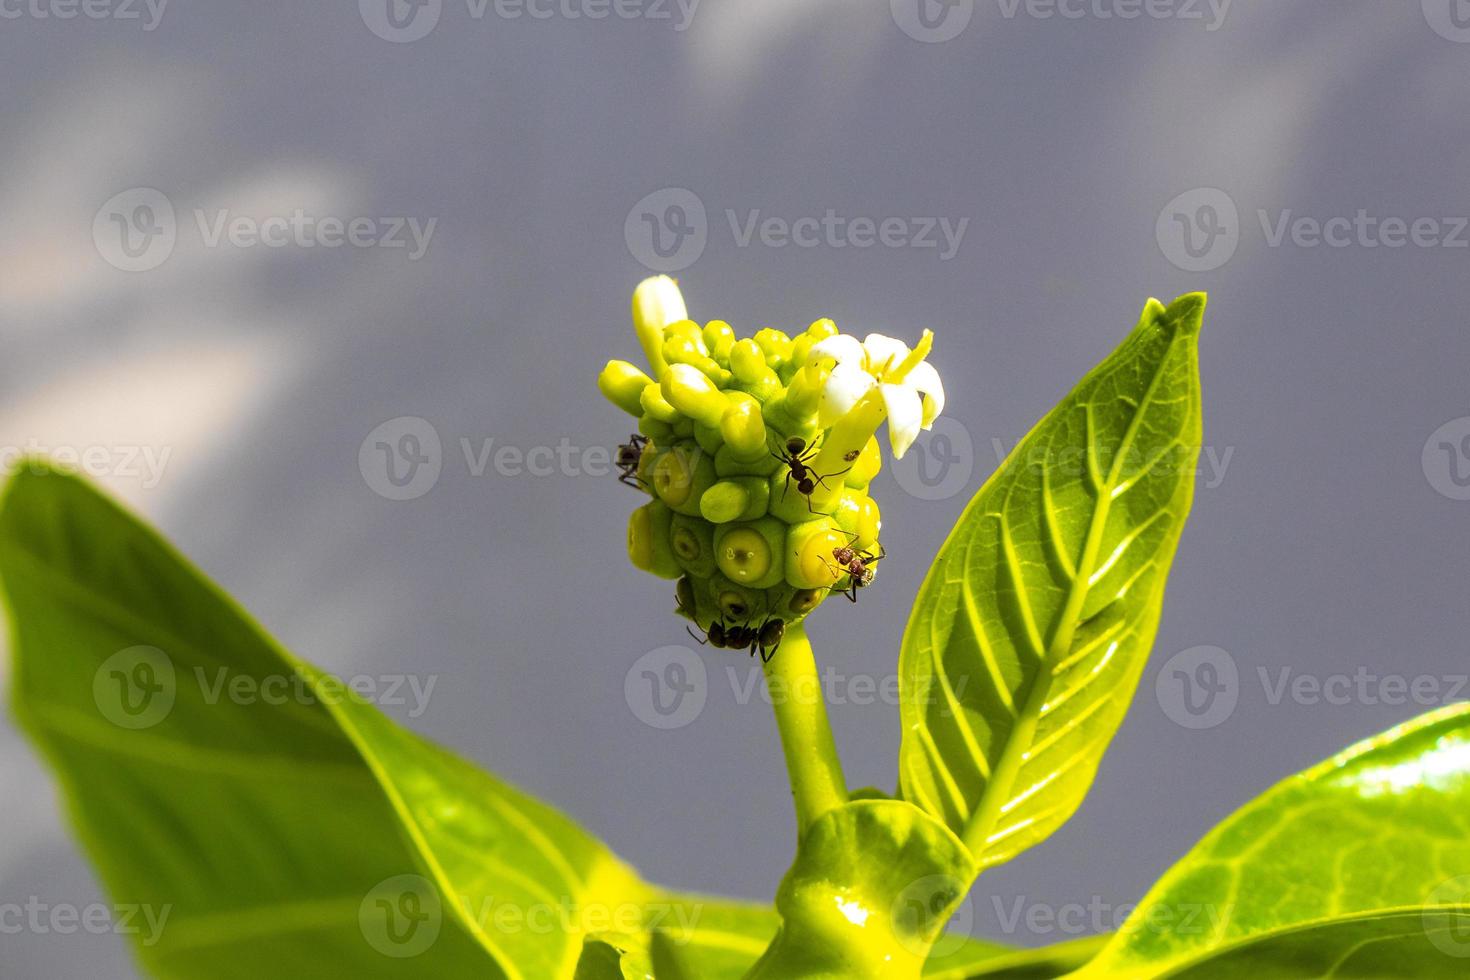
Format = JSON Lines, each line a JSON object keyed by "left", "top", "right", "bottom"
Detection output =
{"left": 0, "top": 463, "right": 648, "bottom": 978}
{"left": 1079, "top": 703, "right": 1470, "bottom": 977}
{"left": 898, "top": 294, "right": 1206, "bottom": 866}
{"left": 574, "top": 934, "right": 655, "bottom": 980}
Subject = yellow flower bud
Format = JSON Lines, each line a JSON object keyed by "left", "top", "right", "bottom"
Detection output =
{"left": 785, "top": 519, "right": 847, "bottom": 590}
{"left": 719, "top": 398, "right": 767, "bottom": 458}
{"left": 702, "top": 319, "right": 736, "bottom": 362}
{"left": 729, "top": 338, "right": 767, "bottom": 383}
{"left": 632, "top": 276, "right": 687, "bottom": 376}
{"left": 715, "top": 519, "right": 783, "bottom": 588}
{"left": 627, "top": 502, "right": 680, "bottom": 579}
{"left": 597, "top": 360, "right": 653, "bottom": 417}
{"left": 640, "top": 384, "right": 680, "bottom": 423}
{"left": 662, "top": 364, "right": 729, "bottom": 427}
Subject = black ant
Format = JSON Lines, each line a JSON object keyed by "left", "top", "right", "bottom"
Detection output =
{"left": 829, "top": 533, "right": 885, "bottom": 603}
{"left": 772, "top": 436, "right": 850, "bottom": 513}
{"left": 687, "top": 617, "right": 785, "bottom": 663}
{"left": 615, "top": 433, "right": 649, "bottom": 490}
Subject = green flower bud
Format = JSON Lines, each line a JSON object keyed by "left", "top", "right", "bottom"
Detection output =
{"left": 662, "top": 364, "right": 729, "bottom": 427}
{"left": 693, "top": 422, "right": 724, "bottom": 458}
{"left": 651, "top": 445, "right": 715, "bottom": 515}
{"left": 662, "top": 335, "right": 730, "bottom": 386}
{"left": 831, "top": 493, "right": 882, "bottom": 550}
{"left": 598, "top": 360, "right": 653, "bottom": 416}
{"left": 785, "top": 518, "right": 846, "bottom": 590}
{"left": 716, "top": 582, "right": 765, "bottom": 623}
{"left": 700, "top": 476, "right": 770, "bottom": 523}
{"left": 729, "top": 338, "right": 766, "bottom": 382}
{"left": 787, "top": 587, "right": 825, "bottom": 616}
{"left": 675, "top": 576, "right": 697, "bottom": 621}
{"left": 640, "top": 383, "right": 680, "bottom": 423}
{"left": 806, "top": 318, "right": 838, "bottom": 342}
{"left": 783, "top": 363, "right": 827, "bottom": 418}
{"left": 638, "top": 416, "right": 674, "bottom": 441}
{"left": 715, "top": 444, "right": 779, "bottom": 478}
{"left": 664, "top": 318, "right": 709, "bottom": 354}
{"left": 702, "top": 319, "right": 736, "bottom": 363}
{"left": 670, "top": 514, "right": 717, "bottom": 578}
{"left": 699, "top": 480, "right": 749, "bottom": 524}
{"left": 719, "top": 398, "right": 767, "bottom": 458}
{"left": 715, "top": 519, "right": 784, "bottom": 589}
{"left": 628, "top": 502, "right": 680, "bottom": 579}
{"left": 754, "top": 328, "right": 792, "bottom": 374}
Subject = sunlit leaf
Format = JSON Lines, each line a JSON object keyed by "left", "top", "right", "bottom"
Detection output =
{"left": 898, "top": 294, "right": 1206, "bottom": 868}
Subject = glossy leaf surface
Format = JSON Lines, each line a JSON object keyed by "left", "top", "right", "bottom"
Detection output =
{"left": 898, "top": 295, "right": 1206, "bottom": 865}
{"left": 1080, "top": 703, "right": 1470, "bottom": 977}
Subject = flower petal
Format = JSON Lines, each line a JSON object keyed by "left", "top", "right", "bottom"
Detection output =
{"left": 862, "top": 334, "right": 910, "bottom": 374}
{"left": 819, "top": 361, "right": 876, "bottom": 427}
{"left": 808, "top": 334, "right": 865, "bottom": 367}
{"left": 881, "top": 382, "right": 923, "bottom": 459}
{"left": 905, "top": 361, "right": 946, "bottom": 426}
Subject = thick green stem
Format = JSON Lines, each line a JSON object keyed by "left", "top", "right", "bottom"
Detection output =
{"left": 762, "top": 622, "right": 847, "bottom": 835}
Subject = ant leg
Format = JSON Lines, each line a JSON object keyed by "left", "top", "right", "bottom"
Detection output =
{"left": 685, "top": 626, "right": 708, "bottom": 646}
{"left": 811, "top": 467, "right": 852, "bottom": 491}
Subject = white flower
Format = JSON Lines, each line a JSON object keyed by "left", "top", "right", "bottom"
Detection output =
{"left": 631, "top": 275, "right": 689, "bottom": 374}
{"left": 808, "top": 330, "right": 945, "bottom": 459}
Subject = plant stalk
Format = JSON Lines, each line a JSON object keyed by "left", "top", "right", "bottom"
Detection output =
{"left": 762, "top": 622, "right": 847, "bottom": 834}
